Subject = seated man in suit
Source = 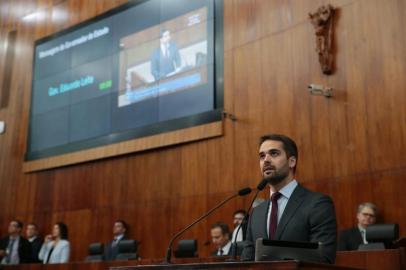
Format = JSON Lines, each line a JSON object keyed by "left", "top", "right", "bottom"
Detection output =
{"left": 0, "top": 220, "right": 32, "bottom": 264}
{"left": 210, "top": 222, "right": 232, "bottom": 256}
{"left": 337, "top": 202, "right": 378, "bottom": 251}
{"left": 104, "top": 220, "right": 128, "bottom": 261}
{"left": 240, "top": 134, "right": 337, "bottom": 263}
{"left": 25, "top": 223, "right": 43, "bottom": 263}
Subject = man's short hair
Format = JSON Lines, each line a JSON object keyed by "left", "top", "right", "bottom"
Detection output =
{"left": 211, "top": 221, "right": 230, "bottom": 236}
{"left": 11, "top": 220, "right": 23, "bottom": 229}
{"left": 233, "top": 209, "right": 246, "bottom": 217}
{"left": 357, "top": 202, "right": 378, "bottom": 215}
{"left": 115, "top": 219, "right": 128, "bottom": 232}
{"left": 259, "top": 134, "right": 298, "bottom": 171}
{"left": 27, "top": 223, "right": 38, "bottom": 229}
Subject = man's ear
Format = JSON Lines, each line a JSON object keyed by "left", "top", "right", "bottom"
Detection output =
{"left": 289, "top": 156, "right": 297, "bottom": 169}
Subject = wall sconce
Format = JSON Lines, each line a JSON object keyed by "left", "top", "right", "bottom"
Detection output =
{"left": 222, "top": 111, "right": 237, "bottom": 121}
{"left": 308, "top": 84, "right": 333, "bottom": 98}
{"left": 0, "top": 121, "right": 5, "bottom": 134}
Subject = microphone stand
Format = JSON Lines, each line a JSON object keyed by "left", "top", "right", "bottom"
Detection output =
{"left": 228, "top": 179, "right": 268, "bottom": 261}
{"left": 164, "top": 188, "right": 251, "bottom": 264}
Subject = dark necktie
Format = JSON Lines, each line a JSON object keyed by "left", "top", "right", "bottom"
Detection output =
{"left": 219, "top": 249, "right": 224, "bottom": 256}
{"left": 269, "top": 192, "right": 282, "bottom": 240}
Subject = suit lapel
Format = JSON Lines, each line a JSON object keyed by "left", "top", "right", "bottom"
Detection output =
{"left": 253, "top": 199, "right": 271, "bottom": 239}
{"left": 262, "top": 199, "right": 271, "bottom": 239}
{"left": 274, "top": 184, "right": 308, "bottom": 239}
{"left": 353, "top": 227, "right": 363, "bottom": 248}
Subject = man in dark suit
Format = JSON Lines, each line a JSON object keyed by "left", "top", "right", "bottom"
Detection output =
{"left": 240, "top": 134, "right": 337, "bottom": 263}
{"left": 25, "top": 223, "right": 43, "bottom": 263}
{"left": 210, "top": 222, "right": 232, "bottom": 256}
{"left": 150, "top": 29, "right": 181, "bottom": 81}
{"left": 104, "top": 220, "right": 128, "bottom": 261}
{"left": 338, "top": 202, "right": 378, "bottom": 251}
{"left": 0, "top": 220, "right": 32, "bottom": 264}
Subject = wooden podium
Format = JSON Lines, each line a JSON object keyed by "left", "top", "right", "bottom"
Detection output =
{"left": 110, "top": 260, "right": 364, "bottom": 270}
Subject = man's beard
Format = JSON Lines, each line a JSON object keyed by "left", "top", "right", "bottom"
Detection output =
{"left": 263, "top": 166, "right": 289, "bottom": 186}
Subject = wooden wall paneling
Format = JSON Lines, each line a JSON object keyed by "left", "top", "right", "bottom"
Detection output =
{"left": 230, "top": 0, "right": 265, "bottom": 48}
{"left": 370, "top": 168, "right": 406, "bottom": 228}
{"left": 91, "top": 158, "right": 129, "bottom": 208}
{"left": 179, "top": 141, "right": 208, "bottom": 197}
{"left": 0, "top": 0, "right": 406, "bottom": 262}
{"left": 288, "top": 24, "right": 315, "bottom": 182}
{"left": 0, "top": 29, "right": 16, "bottom": 109}
{"left": 170, "top": 194, "right": 210, "bottom": 259}
{"left": 338, "top": 0, "right": 371, "bottom": 175}
{"left": 232, "top": 40, "right": 264, "bottom": 189}
{"left": 219, "top": 51, "right": 238, "bottom": 188}
{"left": 222, "top": 0, "right": 234, "bottom": 53}
{"left": 362, "top": 0, "right": 406, "bottom": 172}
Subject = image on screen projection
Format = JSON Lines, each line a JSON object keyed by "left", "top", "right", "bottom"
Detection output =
{"left": 26, "top": 0, "right": 220, "bottom": 160}
{"left": 118, "top": 7, "right": 209, "bottom": 107}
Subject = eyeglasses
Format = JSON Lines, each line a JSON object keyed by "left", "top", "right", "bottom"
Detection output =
{"left": 361, "top": 212, "right": 376, "bottom": 218}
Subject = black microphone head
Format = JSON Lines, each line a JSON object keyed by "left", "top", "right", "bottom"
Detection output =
{"left": 238, "top": 187, "right": 252, "bottom": 196}
{"left": 257, "top": 178, "right": 269, "bottom": 191}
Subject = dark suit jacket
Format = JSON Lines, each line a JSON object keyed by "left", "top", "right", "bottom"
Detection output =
{"left": 150, "top": 41, "right": 181, "bottom": 81}
{"left": 29, "top": 237, "right": 43, "bottom": 263}
{"left": 337, "top": 227, "right": 363, "bottom": 251}
{"left": 0, "top": 236, "right": 32, "bottom": 264}
{"left": 240, "top": 184, "right": 337, "bottom": 263}
{"left": 104, "top": 237, "right": 126, "bottom": 261}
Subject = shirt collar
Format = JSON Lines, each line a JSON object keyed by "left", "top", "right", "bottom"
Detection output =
{"left": 9, "top": 235, "right": 20, "bottom": 241}
{"left": 115, "top": 234, "right": 124, "bottom": 241}
{"left": 358, "top": 225, "right": 366, "bottom": 232}
{"left": 220, "top": 241, "right": 232, "bottom": 255}
{"left": 270, "top": 179, "right": 298, "bottom": 200}
{"left": 28, "top": 236, "right": 37, "bottom": 242}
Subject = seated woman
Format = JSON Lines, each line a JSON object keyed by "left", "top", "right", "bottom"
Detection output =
{"left": 39, "top": 222, "right": 70, "bottom": 264}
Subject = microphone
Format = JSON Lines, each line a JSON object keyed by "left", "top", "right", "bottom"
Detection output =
{"left": 164, "top": 187, "right": 252, "bottom": 264}
{"left": 229, "top": 178, "right": 268, "bottom": 260}
{"left": 238, "top": 187, "right": 252, "bottom": 196}
{"left": 256, "top": 178, "right": 269, "bottom": 191}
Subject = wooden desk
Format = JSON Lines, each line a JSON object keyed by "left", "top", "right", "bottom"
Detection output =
{"left": 335, "top": 248, "right": 406, "bottom": 270}
{"left": 3, "top": 249, "right": 406, "bottom": 270}
{"left": 110, "top": 261, "right": 362, "bottom": 270}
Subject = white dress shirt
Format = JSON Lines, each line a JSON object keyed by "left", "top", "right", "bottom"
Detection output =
{"left": 217, "top": 240, "right": 232, "bottom": 256}
{"left": 28, "top": 236, "right": 37, "bottom": 243}
{"left": 232, "top": 225, "right": 243, "bottom": 242}
{"left": 112, "top": 234, "right": 124, "bottom": 246}
{"left": 266, "top": 180, "right": 298, "bottom": 237}
{"left": 358, "top": 226, "right": 368, "bottom": 244}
